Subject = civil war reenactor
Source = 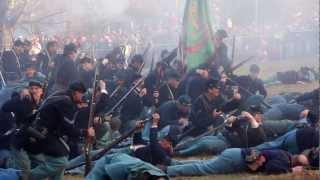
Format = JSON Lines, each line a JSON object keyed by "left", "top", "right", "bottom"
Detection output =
{"left": 126, "top": 54, "right": 144, "bottom": 75}
{"left": 20, "top": 40, "right": 33, "bottom": 70}
{"left": 49, "top": 43, "right": 79, "bottom": 94}
{"left": 106, "top": 70, "right": 129, "bottom": 112}
{"left": 14, "top": 82, "right": 94, "bottom": 180}
{"left": 185, "top": 64, "right": 211, "bottom": 102}
{"left": 188, "top": 79, "right": 241, "bottom": 136}
{"left": 295, "top": 88, "right": 319, "bottom": 118}
{"left": 161, "top": 48, "right": 178, "bottom": 67}
{"left": 144, "top": 61, "right": 167, "bottom": 107}
{"left": 119, "top": 74, "right": 146, "bottom": 133}
{"left": 19, "top": 63, "right": 46, "bottom": 85}
{"left": 2, "top": 81, "right": 44, "bottom": 127}
{"left": 256, "top": 126, "right": 319, "bottom": 155}
{"left": 167, "top": 148, "right": 311, "bottom": 177}
{"left": 211, "top": 29, "right": 232, "bottom": 73}
{"left": 158, "top": 70, "right": 181, "bottom": 106}
{"left": 2, "top": 81, "right": 44, "bottom": 175}
{"left": 85, "top": 113, "right": 177, "bottom": 180}
{"left": 36, "top": 41, "right": 58, "bottom": 77}
{"left": 99, "top": 58, "right": 117, "bottom": 83}
{"left": 233, "top": 64, "right": 267, "bottom": 107}
{"left": 218, "top": 72, "right": 237, "bottom": 100}
{"left": 128, "top": 113, "right": 177, "bottom": 166}
{"left": 69, "top": 80, "right": 110, "bottom": 159}
{"left": 78, "top": 57, "right": 95, "bottom": 89}
{"left": 175, "top": 105, "right": 267, "bottom": 156}
{"left": 1, "top": 40, "right": 25, "bottom": 81}
{"left": 158, "top": 95, "right": 191, "bottom": 130}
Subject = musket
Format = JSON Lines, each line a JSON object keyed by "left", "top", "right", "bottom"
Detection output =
{"left": 84, "top": 57, "right": 100, "bottom": 175}
{"left": 176, "top": 102, "right": 239, "bottom": 143}
{"left": 227, "top": 77, "right": 272, "bottom": 109}
{"left": 11, "top": 49, "right": 23, "bottom": 79}
{"left": 137, "top": 43, "right": 152, "bottom": 74}
{"left": 223, "top": 56, "right": 255, "bottom": 75}
{"left": 162, "top": 48, "right": 178, "bottom": 65}
{"left": 40, "top": 48, "right": 53, "bottom": 96}
{"left": 137, "top": 61, "right": 145, "bottom": 75}
{"left": 103, "top": 77, "right": 145, "bottom": 117}
{"left": 149, "top": 50, "right": 155, "bottom": 75}
{"left": 66, "top": 118, "right": 151, "bottom": 171}
{"left": 125, "top": 46, "right": 135, "bottom": 68}
{"left": 0, "top": 49, "right": 6, "bottom": 88}
{"left": 166, "top": 83, "right": 175, "bottom": 101}
{"left": 231, "top": 36, "right": 236, "bottom": 63}
{"left": 44, "top": 48, "right": 53, "bottom": 79}
{"left": 175, "top": 109, "right": 238, "bottom": 150}
{"left": 0, "top": 70, "right": 6, "bottom": 88}
{"left": 109, "top": 85, "right": 121, "bottom": 99}
{"left": 142, "top": 43, "right": 151, "bottom": 57}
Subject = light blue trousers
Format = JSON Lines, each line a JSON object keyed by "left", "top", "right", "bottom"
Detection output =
{"left": 176, "top": 133, "right": 230, "bottom": 156}
{"left": 167, "top": 148, "right": 247, "bottom": 177}
{"left": 255, "top": 129, "right": 300, "bottom": 154}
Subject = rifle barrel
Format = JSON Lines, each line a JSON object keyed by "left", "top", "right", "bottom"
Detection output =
{"left": 104, "top": 77, "right": 145, "bottom": 117}
{"left": 84, "top": 53, "right": 100, "bottom": 175}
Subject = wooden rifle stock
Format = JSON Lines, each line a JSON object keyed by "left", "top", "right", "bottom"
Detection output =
{"left": 84, "top": 60, "right": 100, "bottom": 175}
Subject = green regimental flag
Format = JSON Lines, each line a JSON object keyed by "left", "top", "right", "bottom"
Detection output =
{"left": 181, "top": 0, "right": 215, "bottom": 70}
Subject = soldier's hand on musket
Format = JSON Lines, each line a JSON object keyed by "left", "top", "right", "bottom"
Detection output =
{"left": 241, "top": 111, "right": 259, "bottom": 128}
{"left": 212, "top": 109, "right": 222, "bottom": 118}
{"left": 93, "top": 116, "right": 103, "bottom": 125}
{"left": 299, "top": 109, "right": 309, "bottom": 119}
{"left": 178, "top": 117, "right": 189, "bottom": 127}
{"left": 87, "top": 127, "right": 95, "bottom": 137}
{"left": 99, "top": 80, "right": 107, "bottom": 92}
{"left": 232, "top": 92, "right": 241, "bottom": 100}
{"left": 135, "top": 120, "right": 145, "bottom": 129}
{"left": 139, "top": 88, "right": 147, "bottom": 97}
{"left": 152, "top": 113, "right": 160, "bottom": 126}
{"left": 226, "top": 116, "right": 237, "bottom": 124}
{"left": 104, "top": 114, "right": 112, "bottom": 122}
{"left": 241, "top": 111, "right": 254, "bottom": 121}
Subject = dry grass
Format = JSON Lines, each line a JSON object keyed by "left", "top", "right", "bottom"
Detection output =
{"left": 64, "top": 58, "right": 319, "bottom": 180}
{"left": 234, "top": 57, "right": 318, "bottom": 77}
{"left": 64, "top": 169, "right": 320, "bottom": 180}
{"left": 65, "top": 171, "right": 320, "bottom": 180}
{"left": 65, "top": 175, "right": 83, "bottom": 180}
{"left": 266, "top": 81, "right": 318, "bottom": 97}
{"left": 172, "top": 172, "right": 320, "bottom": 180}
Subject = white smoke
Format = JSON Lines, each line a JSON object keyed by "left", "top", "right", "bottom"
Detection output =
{"left": 99, "top": 0, "right": 130, "bottom": 19}
{"left": 71, "top": 0, "right": 130, "bottom": 20}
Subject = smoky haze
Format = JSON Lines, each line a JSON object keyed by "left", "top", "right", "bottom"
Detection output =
{"left": 9, "top": 0, "right": 318, "bottom": 62}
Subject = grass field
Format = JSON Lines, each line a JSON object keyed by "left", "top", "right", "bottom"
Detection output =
{"left": 234, "top": 57, "right": 318, "bottom": 77}
{"left": 65, "top": 58, "right": 319, "bottom": 180}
